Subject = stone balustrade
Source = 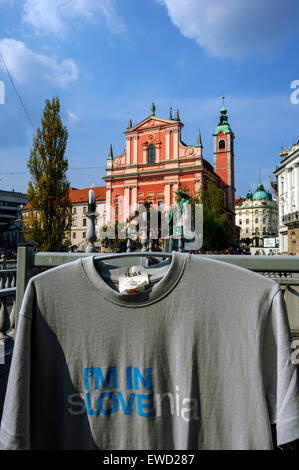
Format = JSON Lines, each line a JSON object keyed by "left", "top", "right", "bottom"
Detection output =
{"left": 0, "top": 259, "right": 17, "bottom": 270}
{"left": 0, "top": 270, "right": 17, "bottom": 289}
{"left": 0, "top": 288, "right": 16, "bottom": 339}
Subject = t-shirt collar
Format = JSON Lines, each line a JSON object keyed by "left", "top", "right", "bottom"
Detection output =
{"left": 80, "top": 251, "right": 187, "bottom": 307}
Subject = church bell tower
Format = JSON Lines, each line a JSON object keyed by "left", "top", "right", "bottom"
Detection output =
{"left": 213, "top": 97, "right": 235, "bottom": 212}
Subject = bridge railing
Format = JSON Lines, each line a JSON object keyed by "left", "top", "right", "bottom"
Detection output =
{"left": 0, "top": 243, "right": 298, "bottom": 420}
{"left": 13, "top": 244, "right": 299, "bottom": 337}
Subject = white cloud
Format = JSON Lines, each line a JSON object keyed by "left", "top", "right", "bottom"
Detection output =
{"left": 67, "top": 110, "right": 79, "bottom": 123}
{"left": 158, "top": 0, "right": 299, "bottom": 59}
{"left": 66, "top": 110, "right": 82, "bottom": 127}
{"left": 0, "top": 38, "right": 78, "bottom": 88}
{"left": 23, "top": 0, "right": 126, "bottom": 37}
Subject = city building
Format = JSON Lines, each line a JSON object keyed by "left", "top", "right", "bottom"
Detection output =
{"left": 104, "top": 100, "right": 236, "bottom": 232}
{"left": 69, "top": 186, "right": 106, "bottom": 249}
{"left": 22, "top": 186, "right": 106, "bottom": 250}
{"left": 235, "top": 183, "right": 278, "bottom": 249}
{"left": 274, "top": 142, "right": 299, "bottom": 255}
{"left": 0, "top": 189, "right": 27, "bottom": 249}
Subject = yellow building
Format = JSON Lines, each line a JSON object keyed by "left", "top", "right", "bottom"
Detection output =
{"left": 69, "top": 187, "right": 106, "bottom": 249}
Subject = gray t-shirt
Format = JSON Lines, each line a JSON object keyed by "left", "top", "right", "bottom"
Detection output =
{"left": 0, "top": 252, "right": 298, "bottom": 450}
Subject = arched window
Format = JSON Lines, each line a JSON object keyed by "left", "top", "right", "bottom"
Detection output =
{"left": 219, "top": 140, "right": 226, "bottom": 150}
{"left": 148, "top": 144, "right": 155, "bottom": 164}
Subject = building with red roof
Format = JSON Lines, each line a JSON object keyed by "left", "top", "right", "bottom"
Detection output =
{"left": 22, "top": 186, "right": 106, "bottom": 249}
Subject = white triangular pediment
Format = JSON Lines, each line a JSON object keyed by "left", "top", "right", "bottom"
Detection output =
{"left": 125, "top": 115, "right": 182, "bottom": 133}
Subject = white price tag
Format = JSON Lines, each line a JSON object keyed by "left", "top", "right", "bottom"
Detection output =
{"left": 118, "top": 265, "right": 149, "bottom": 294}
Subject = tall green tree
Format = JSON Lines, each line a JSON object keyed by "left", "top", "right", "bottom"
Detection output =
{"left": 24, "top": 97, "right": 72, "bottom": 252}
{"left": 193, "top": 180, "right": 233, "bottom": 251}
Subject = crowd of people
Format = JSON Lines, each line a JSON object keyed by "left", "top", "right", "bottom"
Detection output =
{"left": 0, "top": 248, "right": 17, "bottom": 260}
{"left": 0, "top": 246, "right": 286, "bottom": 257}
{"left": 253, "top": 249, "right": 274, "bottom": 256}
{"left": 189, "top": 247, "right": 251, "bottom": 255}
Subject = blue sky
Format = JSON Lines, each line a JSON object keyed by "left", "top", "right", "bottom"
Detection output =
{"left": 1, "top": 0, "right": 299, "bottom": 197}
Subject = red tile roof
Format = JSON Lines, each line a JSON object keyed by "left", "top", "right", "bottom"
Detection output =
{"left": 22, "top": 186, "right": 106, "bottom": 211}
{"left": 69, "top": 186, "right": 106, "bottom": 203}
{"left": 235, "top": 197, "right": 245, "bottom": 206}
{"left": 22, "top": 202, "right": 31, "bottom": 211}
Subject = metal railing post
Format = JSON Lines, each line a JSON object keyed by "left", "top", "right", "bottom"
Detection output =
{"left": 86, "top": 190, "right": 98, "bottom": 253}
{"left": 15, "top": 244, "right": 36, "bottom": 329}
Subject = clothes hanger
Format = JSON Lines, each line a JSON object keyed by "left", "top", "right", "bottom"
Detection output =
{"left": 92, "top": 251, "right": 173, "bottom": 268}
{"left": 93, "top": 251, "right": 173, "bottom": 261}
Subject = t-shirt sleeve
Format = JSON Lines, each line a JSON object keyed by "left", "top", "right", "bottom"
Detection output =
{"left": 263, "top": 288, "right": 299, "bottom": 447}
{"left": 0, "top": 279, "right": 35, "bottom": 450}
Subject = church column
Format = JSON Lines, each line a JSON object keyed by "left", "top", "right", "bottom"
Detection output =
{"left": 173, "top": 129, "right": 178, "bottom": 159}
{"left": 106, "top": 187, "right": 112, "bottom": 224}
{"left": 164, "top": 183, "right": 171, "bottom": 209}
{"left": 124, "top": 186, "right": 130, "bottom": 222}
{"left": 131, "top": 186, "right": 137, "bottom": 213}
{"left": 166, "top": 130, "right": 170, "bottom": 160}
{"left": 133, "top": 136, "right": 138, "bottom": 164}
{"left": 126, "top": 137, "right": 131, "bottom": 165}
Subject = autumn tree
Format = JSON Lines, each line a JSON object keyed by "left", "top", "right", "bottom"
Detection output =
{"left": 23, "top": 97, "right": 72, "bottom": 251}
{"left": 193, "top": 180, "right": 233, "bottom": 251}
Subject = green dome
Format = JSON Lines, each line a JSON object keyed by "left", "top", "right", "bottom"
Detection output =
{"left": 246, "top": 189, "right": 253, "bottom": 200}
{"left": 252, "top": 183, "right": 270, "bottom": 201}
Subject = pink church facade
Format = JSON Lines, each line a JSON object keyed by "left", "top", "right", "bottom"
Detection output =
{"left": 104, "top": 102, "right": 235, "bottom": 229}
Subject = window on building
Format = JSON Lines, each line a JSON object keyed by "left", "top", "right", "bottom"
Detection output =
{"left": 72, "top": 232, "right": 76, "bottom": 239}
{"left": 246, "top": 210, "right": 249, "bottom": 215}
{"left": 263, "top": 218, "right": 266, "bottom": 224}
{"left": 83, "top": 232, "right": 86, "bottom": 239}
{"left": 73, "top": 219, "right": 77, "bottom": 227}
{"left": 148, "top": 144, "right": 155, "bottom": 164}
{"left": 246, "top": 228, "right": 249, "bottom": 234}
{"left": 83, "top": 218, "right": 87, "bottom": 226}
{"left": 255, "top": 218, "right": 258, "bottom": 223}
{"left": 255, "top": 227, "right": 259, "bottom": 233}
{"left": 219, "top": 140, "right": 226, "bottom": 150}
{"left": 263, "top": 227, "right": 266, "bottom": 234}
{"left": 73, "top": 207, "right": 76, "bottom": 215}
{"left": 255, "top": 209, "right": 258, "bottom": 214}
{"left": 83, "top": 207, "right": 87, "bottom": 214}
{"left": 239, "top": 220, "right": 242, "bottom": 225}
{"left": 246, "top": 219, "right": 249, "bottom": 224}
